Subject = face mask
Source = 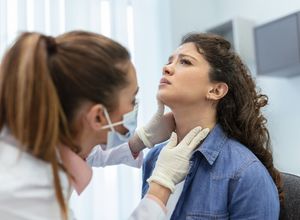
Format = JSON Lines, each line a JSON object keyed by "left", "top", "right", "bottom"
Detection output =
{"left": 101, "top": 105, "right": 138, "bottom": 150}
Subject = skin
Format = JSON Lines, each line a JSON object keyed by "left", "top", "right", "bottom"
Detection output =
{"left": 148, "top": 182, "right": 171, "bottom": 205}
{"left": 158, "top": 42, "right": 228, "bottom": 142}
{"left": 74, "top": 61, "right": 139, "bottom": 159}
{"left": 71, "top": 60, "right": 172, "bottom": 205}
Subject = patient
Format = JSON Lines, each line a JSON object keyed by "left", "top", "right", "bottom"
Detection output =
{"left": 142, "top": 33, "right": 282, "bottom": 219}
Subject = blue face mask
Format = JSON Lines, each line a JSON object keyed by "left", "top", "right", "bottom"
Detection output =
{"left": 101, "top": 105, "right": 138, "bottom": 150}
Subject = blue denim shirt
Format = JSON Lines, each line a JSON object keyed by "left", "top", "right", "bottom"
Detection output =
{"left": 142, "top": 124, "right": 280, "bottom": 219}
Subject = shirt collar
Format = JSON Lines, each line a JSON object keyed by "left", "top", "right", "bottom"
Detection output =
{"left": 194, "top": 124, "right": 227, "bottom": 165}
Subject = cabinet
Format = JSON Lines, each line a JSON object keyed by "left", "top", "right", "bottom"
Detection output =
{"left": 254, "top": 12, "right": 300, "bottom": 77}
{"left": 207, "top": 18, "right": 256, "bottom": 73}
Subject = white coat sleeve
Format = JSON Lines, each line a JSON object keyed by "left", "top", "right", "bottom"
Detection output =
{"left": 86, "top": 143, "right": 143, "bottom": 168}
{"left": 127, "top": 195, "right": 167, "bottom": 220}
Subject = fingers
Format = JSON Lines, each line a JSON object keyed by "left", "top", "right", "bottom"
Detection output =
{"left": 164, "top": 112, "right": 175, "bottom": 122}
{"left": 156, "top": 99, "right": 165, "bottom": 116}
{"left": 180, "top": 126, "right": 202, "bottom": 146}
{"left": 166, "top": 132, "right": 178, "bottom": 149}
{"left": 188, "top": 128, "right": 210, "bottom": 151}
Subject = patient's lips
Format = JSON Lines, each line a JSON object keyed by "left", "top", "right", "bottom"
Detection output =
{"left": 159, "top": 77, "right": 171, "bottom": 85}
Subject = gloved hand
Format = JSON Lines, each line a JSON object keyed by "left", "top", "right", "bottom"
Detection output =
{"left": 129, "top": 100, "right": 175, "bottom": 153}
{"left": 147, "top": 126, "right": 209, "bottom": 193}
{"left": 137, "top": 100, "right": 175, "bottom": 147}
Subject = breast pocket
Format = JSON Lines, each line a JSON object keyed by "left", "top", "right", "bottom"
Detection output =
{"left": 186, "top": 212, "right": 229, "bottom": 220}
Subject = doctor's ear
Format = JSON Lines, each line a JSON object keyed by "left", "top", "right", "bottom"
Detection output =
{"left": 86, "top": 104, "right": 107, "bottom": 130}
{"left": 206, "top": 82, "right": 228, "bottom": 101}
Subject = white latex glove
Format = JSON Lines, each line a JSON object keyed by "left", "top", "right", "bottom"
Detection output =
{"left": 147, "top": 126, "right": 210, "bottom": 193}
{"left": 136, "top": 100, "right": 175, "bottom": 148}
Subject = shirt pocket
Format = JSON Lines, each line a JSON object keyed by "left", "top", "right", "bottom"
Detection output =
{"left": 186, "top": 211, "right": 229, "bottom": 220}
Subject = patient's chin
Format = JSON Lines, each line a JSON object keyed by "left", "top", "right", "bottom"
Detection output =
{"left": 157, "top": 93, "right": 183, "bottom": 109}
{"left": 157, "top": 91, "right": 172, "bottom": 105}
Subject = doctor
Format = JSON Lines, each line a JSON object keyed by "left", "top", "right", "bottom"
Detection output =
{"left": 0, "top": 31, "right": 209, "bottom": 220}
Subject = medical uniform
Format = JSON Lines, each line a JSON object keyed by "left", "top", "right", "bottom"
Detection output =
{"left": 0, "top": 130, "right": 167, "bottom": 220}
{"left": 86, "top": 143, "right": 143, "bottom": 168}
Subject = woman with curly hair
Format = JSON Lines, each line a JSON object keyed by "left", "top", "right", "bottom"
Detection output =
{"left": 142, "top": 33, "right": 282, "bottom": 219}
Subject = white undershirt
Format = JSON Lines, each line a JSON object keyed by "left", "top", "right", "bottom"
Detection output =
{"left": 165, "top": 180, "right": 185, "bottom": 220}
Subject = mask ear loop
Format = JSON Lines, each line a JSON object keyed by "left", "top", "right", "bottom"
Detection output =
{"left": 101, "top": 107, "right": 116, "bottom": 132}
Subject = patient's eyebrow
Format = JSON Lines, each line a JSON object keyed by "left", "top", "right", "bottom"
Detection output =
{"left": 168, "top": 53, "right": 198, "bottom": 63}
{"left": 178, "top": 53, "right": 197, "bottom": 61}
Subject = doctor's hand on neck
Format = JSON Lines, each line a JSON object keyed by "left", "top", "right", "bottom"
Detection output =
{"left": 129, "top": 100, "right": 175, "bottom": 154}
{"left": 146, "top": 126, "right": 209, "bottom": 205}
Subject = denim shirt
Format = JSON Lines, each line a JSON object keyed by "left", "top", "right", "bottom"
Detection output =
{"left": 142, "top": 124, "right": 280, "bottom": 220}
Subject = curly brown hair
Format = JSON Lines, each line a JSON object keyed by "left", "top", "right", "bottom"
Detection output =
{"left": 181, "top": 33, "right": 284, "bottom": 208}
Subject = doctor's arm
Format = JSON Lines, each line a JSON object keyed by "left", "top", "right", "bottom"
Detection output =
{"left": 128, "top": 127, "right": 210, "bottom": 220}
{"left": 86, "top": 143, "right": 143, "bottom": 168}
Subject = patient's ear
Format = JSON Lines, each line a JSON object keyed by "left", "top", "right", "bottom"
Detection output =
{"left": 206, "top": 82, "right": 228, "bottom": 101}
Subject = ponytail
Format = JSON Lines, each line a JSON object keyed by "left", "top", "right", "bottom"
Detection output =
{"left": 0, "top": 30, "right": 131, "bottom": 219}
{"left": 0, "top": 33, "right": 70, "bottom": 219}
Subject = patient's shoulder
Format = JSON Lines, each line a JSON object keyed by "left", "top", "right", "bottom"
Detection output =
{"left": 143, "top": 142, "right": 167, "bottom": 178}
{"left": 144, "top": 141, "right": 167, "bottom": 162}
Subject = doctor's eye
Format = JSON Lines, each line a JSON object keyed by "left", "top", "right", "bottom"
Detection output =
{"left": 132, "top": 98, "right": 139, "bottom": 106}
{"left": 180, "top": 58, "right": 192, "bottom": 65}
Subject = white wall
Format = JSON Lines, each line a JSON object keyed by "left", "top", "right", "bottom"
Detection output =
{"left": 133, "top": 0, "right": 172, "bottom": 123}
{"left": 169, "top": 0, "right": 216, "bottom": 49}
{"left": 214, "top": 0, "right": 300, "bottom": 25}
{"left": 168, "top": 0, "right": 300, "bottom": 175}
{"left": 257, "top": 76, "right": 300, "bottom": 175}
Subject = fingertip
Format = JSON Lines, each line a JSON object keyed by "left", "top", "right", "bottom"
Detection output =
{"left": 201, "top": 128, "right": 210, "bottom": 138}
{"left": 188, "top": 128, "right": 210, "bottom": 149}
{"left": 157, "top": 101, "right": 165, "bottom": 114}
{"left": 181, "top": 126, "right": 200, "bottom": 145}
{"left": 193, "top": 126, "right": 202, "bottom": 132}
{"left": 167, "top": 132, "right": 178, "bottom": 148}
{"left": 188, "top": 126, "right": 201, "bottom": 137}
{"left": 170, "top": 132, "right": 177, "bottom": 141}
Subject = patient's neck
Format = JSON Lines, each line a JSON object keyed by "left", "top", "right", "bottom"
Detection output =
{"left": 171, "top": 104, "right": 216, "bottom": 142}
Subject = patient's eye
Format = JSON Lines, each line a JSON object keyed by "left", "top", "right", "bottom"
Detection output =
{"left": 180, "top": 58, "right": 192, "bottom": 65}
